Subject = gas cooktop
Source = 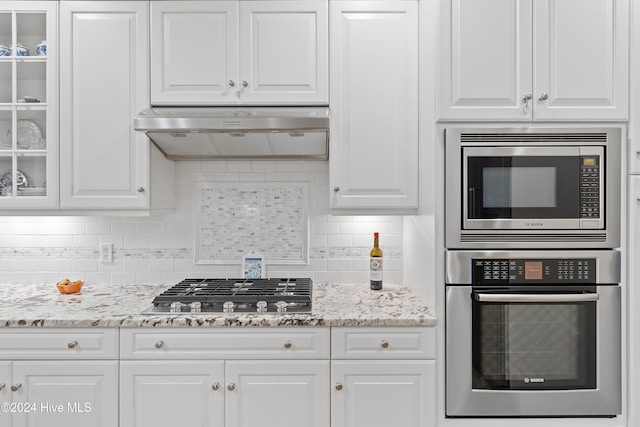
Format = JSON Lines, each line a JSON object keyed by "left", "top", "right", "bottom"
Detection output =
{"left": 142, "top": 278, "right": 313, "bottom": 314}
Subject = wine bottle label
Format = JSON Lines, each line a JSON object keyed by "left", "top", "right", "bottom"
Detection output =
{"left": 370, "top": 257, "right": 383, "bottom": 281}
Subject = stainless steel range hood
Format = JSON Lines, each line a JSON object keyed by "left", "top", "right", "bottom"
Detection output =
{"left": 134, "top": 107, "right": 329, "bottom": 160}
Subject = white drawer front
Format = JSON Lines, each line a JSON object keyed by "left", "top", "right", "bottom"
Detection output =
{"left": 120, "top": 327, "right": 330, "bottom": 359}
{"left": 0, "top": 328, "right": 118, "bottom": 359}
{"left": 331, "top": 327, "right": 435, "bottom": 359}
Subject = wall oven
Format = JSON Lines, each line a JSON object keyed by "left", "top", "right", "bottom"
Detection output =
{"left": 445, "top": 127, "right": 621, "bottom": 248}
{"left": 445, "top": 250, "right": 621, "bottom": 417}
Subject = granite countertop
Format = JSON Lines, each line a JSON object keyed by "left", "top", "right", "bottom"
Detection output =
{"left": 0, "top": 282, "right": 436, "bottom": 328}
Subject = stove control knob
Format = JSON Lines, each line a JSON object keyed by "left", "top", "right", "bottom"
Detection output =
{"left": 190, "top": 302, "right": 202, "bottom": 313}
{"left": 170, "top": 302, "right": 183, "bottom": 313}
{"left": 275, "top": 301, "right": 288, "bottom": 313}
{"left": 256, "top": 301, "right": 267, "bottom": 313}
{"left": 223, "top": 302, "right": 235, "bottom": 313}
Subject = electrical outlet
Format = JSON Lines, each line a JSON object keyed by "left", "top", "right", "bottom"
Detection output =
{"left": 100, "top": 243, "right": 113, "bottom": 264}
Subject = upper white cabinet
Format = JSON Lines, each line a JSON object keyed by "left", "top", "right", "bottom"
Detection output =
{"left": 438, "top": 0, "right": 629, "bottom": 121}
{"left": 0, "top": 2, "right": 58, "bottom": 209}
{"left": 151, "top": 0, "right": 328, "bottom": 105}
{"left": 60, "top": 1, "right": 174, "bottom": 210}
{"left": 330, "top": 0, "right": 418, "bottom": 212}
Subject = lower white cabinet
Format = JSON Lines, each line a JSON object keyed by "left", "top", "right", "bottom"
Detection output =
{"left": 331, "top": 360, "right": 435, "bottom": 427}
{"left": 0, "top": 329, "right": 119, "bottom": 427}
{"left": 331, "top": 327, "right": 436, "bottom": 427}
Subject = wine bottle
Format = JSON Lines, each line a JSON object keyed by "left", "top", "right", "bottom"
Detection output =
{"left": 370, "top": 232, "right": 383, "bottom": 290}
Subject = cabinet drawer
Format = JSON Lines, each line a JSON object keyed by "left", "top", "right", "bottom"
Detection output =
{"left": 120, "top": 327, "right": 330, "bottom": 359}
{"left": 331, "top": 327, "right": 435, "bottom": 359}
{"left": 0, "top": 328, "right": 118, "bottom": 359}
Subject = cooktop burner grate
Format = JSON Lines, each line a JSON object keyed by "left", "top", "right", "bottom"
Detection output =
{"left": 144, "top": 278, "right": 313, "bottom": 314}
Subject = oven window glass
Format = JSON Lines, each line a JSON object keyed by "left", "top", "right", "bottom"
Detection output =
{"left": 467, "top": 156, "right": 579, "bottom": 219}
{"left": 471, "top": 293, "right": 596, "bottom": 390}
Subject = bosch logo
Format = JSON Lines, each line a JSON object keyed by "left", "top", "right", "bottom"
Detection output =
{"left": 524, "top": 377, "right": 545, "bottom": 383}
{"left": 525, "top": 222, "right": 544, "bottom": 227}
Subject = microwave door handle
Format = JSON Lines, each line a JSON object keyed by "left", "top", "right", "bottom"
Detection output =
{"left": 475, "top": 293, "right": 599, "bottom": 303}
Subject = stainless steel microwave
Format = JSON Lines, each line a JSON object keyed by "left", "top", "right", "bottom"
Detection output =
{"left": 445, "top": 127, "right": 621, "bottom": 248}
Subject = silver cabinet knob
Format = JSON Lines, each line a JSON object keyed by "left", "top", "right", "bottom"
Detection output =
{"left": 380, "top": 340, "right": 389, "bottom": 349}
{"left": 333, "top": 186, "right": 340, "bottom": 192}
{"left": 67, "top": 340, "right": 78, "bottom": 349}
{"left": 137, "top": 186, "right": 145, "bottom": 193}
{"left": 227, "top": 382, "right": 236, "bottom": 391}
{"left": 283, "top": 341, "right": 292, "bottom": 349}
{"left": 538, "top": 92, "right": 549, "bottom": 101}
{"left": 11, "top": 383, "right": 21, "bottom": 392}
{"left": 242, "top": 81, "right": 248, "bottom": 88}
{"left": 523, "top": 93, "right": 533, "bottom": 101}
{"left": 154, "top": 340, "right": 164, "bottom": 349}
{"left": 0, "top": 383, "right": 5, "bottom": 390}
{"left": 335, "top": 382, "right": 343, "bottom": 391}
{"left": 212, "top": 382, "right": 220, "bottom": 391}
{"left": 229, "top": 80, "right": 235, "bottom": 87}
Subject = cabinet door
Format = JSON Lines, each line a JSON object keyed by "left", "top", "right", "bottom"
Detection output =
{"left": 0, "top": 1, "right": 58, "bottom": 209}
{"left": 0, "top": 361, "right": 10, "bottom": 427}
{"left": 225, "top": 360, "right": 330, "bottom": 427}
{"left": 438, "top": 0, "right": 533, "bottom": 120}
{"left": 533, "top": 0, "right": 628, "bottom": 120}
{"left": 60, "top": 1, "right": 149, "bottom": 209}
{"left": 239, "top": 1, "right": 328, "bottom": 104}
{"left": 12, "top": 361, "right": 118, "bottom": 427}
{"left": 120, "top": 361, "right": 224, "bottom": 427}
{"left": 331, "top": 361, "right": 435, "bottom": 427}
{"left": 330, "top": 1, "right": 418, "bottom": 211}
{"left": 151, "top": 1, "right": 238, "bottom": 105}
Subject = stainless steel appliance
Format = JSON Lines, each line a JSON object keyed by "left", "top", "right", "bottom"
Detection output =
{"left": 445, "top": 250, "right": 621, "bottom": 417}
{"left": 445, "top": 127, "right": 621, "bottom": 248}
{"left": 142, "top": 278, "right": 313, "bottom": 314}
{"left": 134, "top": 107, "right": 329, "bottom": 160}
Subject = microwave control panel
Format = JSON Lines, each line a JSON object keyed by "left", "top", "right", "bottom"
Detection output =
{"left": 580, "top": 156, "right": 600, "bottom": 219}
{"left": 472, "top": 258, "right": 596, "bottom": 284}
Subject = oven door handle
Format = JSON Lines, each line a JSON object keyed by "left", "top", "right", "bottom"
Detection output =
{"left": 474, "top": 293, "right": 599, "bottom": 303}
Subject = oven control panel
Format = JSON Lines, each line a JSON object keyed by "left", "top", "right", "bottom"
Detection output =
{"left": 472, "top": 258, "right": 596, "bottom": 284}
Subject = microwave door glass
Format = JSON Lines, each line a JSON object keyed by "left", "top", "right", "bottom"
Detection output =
{"left": 467, "top": 156, "right": 581, "bottom": 220}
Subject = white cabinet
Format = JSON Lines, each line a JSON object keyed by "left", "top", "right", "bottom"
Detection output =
{"left": 0, "top": 1, "right": 58, "bottom": 209}
{"left": 151, "top": 0, "right": 328, "bottom": 105}
{"left": 120, "top": 328, "right": 330, "bottom": 427}
{"left": 331, "top": 328, "right": 436, "bottom": 427}
{"left": 330, "top": 0, "right": 418, "bottom": 212}
{"left": 60, "top": 1, "right": 174, "bottom": 211}
{"left": 0, "top": 329, "right": 119, "bottom": 427}
{"left": 438, "top": 0, "right": 629, "bottom": 121}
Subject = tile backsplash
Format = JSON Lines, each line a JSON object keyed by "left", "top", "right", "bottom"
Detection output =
{"left": 0, "top": 161, "right": 403, "bottom": 285}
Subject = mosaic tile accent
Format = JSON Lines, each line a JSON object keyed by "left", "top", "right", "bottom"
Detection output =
{"left": 195, "top": 182, "right": 309, "bottom": 264}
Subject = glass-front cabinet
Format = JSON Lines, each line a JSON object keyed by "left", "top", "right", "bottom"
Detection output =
{"left": 0, "top": 1, "right": 57, "bottom": 208}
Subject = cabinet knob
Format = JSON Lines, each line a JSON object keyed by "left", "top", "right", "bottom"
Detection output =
{"left": 0, "top": 383, "right": 5, "bottom": 390}
{"left": 380, "top": 340, "right": 389, "bottom": 349}
{"left": 242, "top": 81, "right": 248, "bottom": 88}
{"left": 154, "top": 340, "right": 164, "bottom": 349}
{"left": 523, "top": 93, "right": 533, "bottom": 100}
{"left": 67, "top": 340, "right": 78, "bottom": 349}
{"left": 212, "top": 382, "right": 220, "bottom": 391}
{"left": 229, "top": 80, "right": 236, "bottom": 87}
{"left": 283, "top": 341, "right": 292, "bottom": 349}
{"left": 137, "top": 186, "right": 145, "bottom": 193}
{"left": 227, "top": 382, "right": 236, "bottom": 391}
{"left": 335, "top": 382, "right": 343, "bottom": 391}
{"left": 11, "top": 383, "right": 21, "bottom": 392}
{"left": 538, "top": 92, "right": 549, "bottom": 101}
{"left": 333, "top": 186, "right": 340, "bottom": 192}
